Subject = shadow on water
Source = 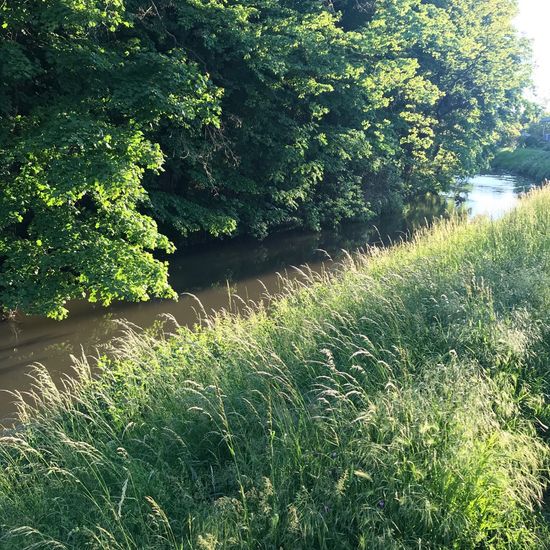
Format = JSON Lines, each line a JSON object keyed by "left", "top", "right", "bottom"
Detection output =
{"left": 0, "top": 173, "right": 536, "bottom": 422}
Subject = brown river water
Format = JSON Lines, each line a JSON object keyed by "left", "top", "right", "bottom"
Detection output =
{"left": 0, "top": 174, "right": 534, "bottom": 422}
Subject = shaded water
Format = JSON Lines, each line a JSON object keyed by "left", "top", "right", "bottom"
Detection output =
{"left": 0, "top": 174, "right": 534, "bottom": 421}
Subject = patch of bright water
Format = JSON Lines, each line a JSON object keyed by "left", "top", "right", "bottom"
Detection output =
{"left": 452, "top": 174, "right": 533, "bottom": 219}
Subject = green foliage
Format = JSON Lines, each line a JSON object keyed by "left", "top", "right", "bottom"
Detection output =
{"left": 0, "top": 0, "right": 221, "bottom": 317}
{"left": 1, "top": 187, "right": 549, "bottom": 548}
{"left": 493, "top": 147, "right": 550, "bottom": 182}
{"left": 0, "top": 0, "right": 531, "bottom": 316}
{"left": 517, "top": 112, "right": 550, "bottom": 148}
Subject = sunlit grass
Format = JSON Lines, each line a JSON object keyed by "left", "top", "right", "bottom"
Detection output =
{"left": 1, "top": 187, "right": 550, "bottom": 549}
{"left": 493, "top": 147, "right": 550, "bottom": 181}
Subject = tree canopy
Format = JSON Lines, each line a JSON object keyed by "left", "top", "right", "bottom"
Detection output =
{"left": 0, "top": 0, "right": 531, "bottom": 318}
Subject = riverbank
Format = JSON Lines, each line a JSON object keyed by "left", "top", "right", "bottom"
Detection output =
{"left": 0, "top": 174, "right": 529, "bottom": 423}
{"left": 1, "top": 187, "right": 549, "bottom": 548}
{"left": 493, "top": 147, "right": 550, "bottom": 181}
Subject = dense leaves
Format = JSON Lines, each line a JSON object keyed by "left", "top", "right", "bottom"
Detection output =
{"left": 0, "top": 0, "right": 530, "bottom": 317}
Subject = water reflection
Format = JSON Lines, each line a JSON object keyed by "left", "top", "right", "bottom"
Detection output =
{"left": 0, "top": 173, "right": 534, "bottom": 421}
{"left": 451, "top": 174, "right": 532, "bottom": 219}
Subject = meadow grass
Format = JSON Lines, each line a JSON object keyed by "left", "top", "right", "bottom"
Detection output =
{"left": 1, "top": 188, "right": 550, "bottom": 549}
{"left": 493, "top": 147, "right": 550, "bottom": 182}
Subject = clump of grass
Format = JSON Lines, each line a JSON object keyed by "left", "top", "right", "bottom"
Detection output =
{"left": 1, "top": 188, "right": 550, "bottom": 549}
{"left": 493, "top": 147, "right": 550, "bottom": 181}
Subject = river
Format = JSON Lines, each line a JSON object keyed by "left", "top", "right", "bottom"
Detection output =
{"left": 0, "top": 173, "right": 534, "bottom": 422}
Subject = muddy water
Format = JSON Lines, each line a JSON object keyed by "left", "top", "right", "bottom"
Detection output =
{"left": 0, "top": 174, "right": 533, "bottom": 421}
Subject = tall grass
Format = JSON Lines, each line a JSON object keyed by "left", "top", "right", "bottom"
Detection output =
{"left": 1, "top": 188, "right": 550, "bottom": 549}
{"left": 493, "top": 147, "right": 550, "bottom": 181}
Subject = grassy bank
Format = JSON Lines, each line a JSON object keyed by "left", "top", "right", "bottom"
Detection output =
{"left": 1, "top": 188, "right": 550, "bottom": 549}
{"left": 492, "top": 147, "right": 550, "bottom": 181}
